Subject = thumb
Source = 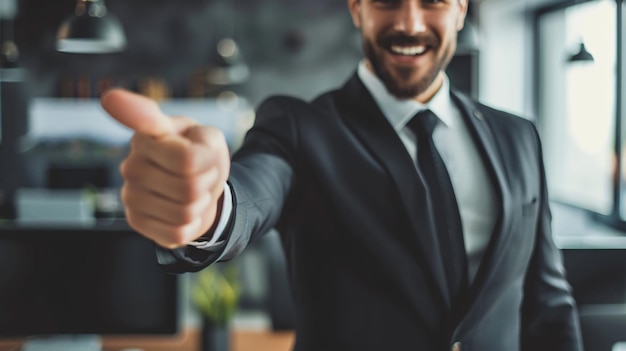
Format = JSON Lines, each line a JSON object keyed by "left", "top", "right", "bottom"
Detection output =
{"left": 101, "top": 88, "right": 174, "bottom": 138}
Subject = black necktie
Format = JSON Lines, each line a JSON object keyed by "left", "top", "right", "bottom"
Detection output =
{"left": 407, "top": 109, "right": 468, "bottom": 303}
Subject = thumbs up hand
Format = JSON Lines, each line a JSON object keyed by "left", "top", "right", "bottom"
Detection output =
{"left": 101, "top": 89, "right": 230, "bottom": 249}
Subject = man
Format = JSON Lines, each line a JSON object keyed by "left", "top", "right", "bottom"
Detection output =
{"left": 101, "top": 0, "right": 583, "bottom": 350}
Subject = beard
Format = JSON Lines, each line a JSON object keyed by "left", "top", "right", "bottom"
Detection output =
{"left": 363, "top": 31, "right": 453, "bottom": 99}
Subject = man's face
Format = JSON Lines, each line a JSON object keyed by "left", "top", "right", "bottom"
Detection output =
{"left": 348, "top": 0, "right": 468, "bottom": 102}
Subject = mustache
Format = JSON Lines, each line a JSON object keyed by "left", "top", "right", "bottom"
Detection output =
{"left": 378, "top": 33, "right": 439, "bottom": 48}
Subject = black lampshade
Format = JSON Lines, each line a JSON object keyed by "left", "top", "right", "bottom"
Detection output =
{"left": 56, "top": 0, "right": 126, "bottom": 54}
{"left": 568, "top": 42, "right": 594, "bottom": 63}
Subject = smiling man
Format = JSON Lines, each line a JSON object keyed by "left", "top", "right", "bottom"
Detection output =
{"left": 101, "top": 0, "right": 583, "bottom": 350}
{"left": 355, "top": 0, "right": 461, "bottom": 101}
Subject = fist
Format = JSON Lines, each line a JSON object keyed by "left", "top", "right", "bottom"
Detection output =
{"left": 101, "top": 89, "right": 230, "bottom": 249}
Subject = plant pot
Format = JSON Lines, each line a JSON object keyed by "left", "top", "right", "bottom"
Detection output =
{"left": 200, "top": 317, "right": 230, "bottom": 351}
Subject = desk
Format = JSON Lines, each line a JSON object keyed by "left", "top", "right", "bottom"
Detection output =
{"left": 0, "top": 328, "right": 295, "bottom": 351}
{"left": 230, "top": 329, "right": 294, "bottom": 351}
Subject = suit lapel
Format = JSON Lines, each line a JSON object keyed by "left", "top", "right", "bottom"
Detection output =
{"left": 334, "top": 74, "right": 450, "bottom": 309}
{"left": 451, "top": 92, "right": 513, "bottom": 306}
{"left": 332, "top": 76, "right": 517, "bottom": 316}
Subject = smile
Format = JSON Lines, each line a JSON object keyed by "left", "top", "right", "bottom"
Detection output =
{"left": 390, "top": 45, "right": 427, "bottom": 56}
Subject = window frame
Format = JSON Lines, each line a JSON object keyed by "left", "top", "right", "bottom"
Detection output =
{"left": 533, "top": 0, "right": 625, "bottom": 230}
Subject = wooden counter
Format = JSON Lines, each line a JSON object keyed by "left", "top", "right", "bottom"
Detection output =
{"left": 0, "top": 328, "right": 295, "bottom": 351}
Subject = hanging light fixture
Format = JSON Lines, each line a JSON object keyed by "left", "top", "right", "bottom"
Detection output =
{"left": 207, "top": 38, "right": 249, "bottom": 85}
{"left": 0, "top": 0, "right": 18, "bottom": 68}
{"left": 206, "top": 0, "right": 249, "bottom": 85}
{"left": 56, "top": 0, "right": 126, "bottom": 54}
{"left": 567, "top": 42, "right": 595, "bottom": 63}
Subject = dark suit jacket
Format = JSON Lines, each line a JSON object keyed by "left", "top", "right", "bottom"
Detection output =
{"left": 157, "top": 73, "right": 583, "bottom": 351}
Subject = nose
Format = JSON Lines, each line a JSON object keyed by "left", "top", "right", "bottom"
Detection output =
{"left": 393, "top": 1, "right": 427, "bottom": 35}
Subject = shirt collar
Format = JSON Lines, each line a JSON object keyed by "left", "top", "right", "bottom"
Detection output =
{"left": 357, "top": 60, "right": 455, "bottom": 132}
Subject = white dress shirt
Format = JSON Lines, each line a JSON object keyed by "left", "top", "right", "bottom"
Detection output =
{"left": 357, "top": 61, "right": 497, "bottom": 281}
{"left": 194, "top": 61, "right": 497, "bottom": 281}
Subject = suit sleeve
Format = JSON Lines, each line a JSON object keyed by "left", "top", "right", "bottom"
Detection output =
{"left": 156, "top": 96, "right": 299, "bottom": 274}
{"left": 520, "top": 123, "right": 583, "bottom": 351}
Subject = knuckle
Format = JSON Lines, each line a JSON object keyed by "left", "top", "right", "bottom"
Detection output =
{"left": 180, "top": 180, "right": 199, "bottom": 202}
{"left": 205, "top": 192, "right": 214, "bottom": 206}
{"left": 177, "top": 194, "right": 210, "bottom": 224}
{"left": 177, "top": 149, "right": 197, "bottom": 175}
{"left": 124, "top": 211, "right": 143, "bottom": 233}
{"left": 120, "top": 185, "right": 142, "bottom": 209}
{"left": 119, "top": 185, "right": 131, "bottom": 205}
{"left": 119, "top": 161, "right": 133, "bottom": 180}
{"left": 207, "top": 127, "right": 225, "bottom": 143}
{"left": 119, "top": 156, "right": 137, "bottom": 179}
{"left": 213, "top": 134, "right": 229, "bottom": 156}
{"left": 199, "top": 127, "right": 227, "bottom": 154}
{"left": 168, "top": 228, "right": 189, "bottom": 247}
{"left": 119, "top": 156, "right": 142, "bottom": 182}
{"left": 175, "top": 205, "right": 196, "bottom": 224}
{"left": 119, "top": 159, "right": 128, "bottom": 177}
{"left": 219, "top": 156, "right": 231, "bottom": 181}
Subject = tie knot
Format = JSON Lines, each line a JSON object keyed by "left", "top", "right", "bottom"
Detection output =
{"left": 407, "top": 109, "right": 438, "bottom": 138}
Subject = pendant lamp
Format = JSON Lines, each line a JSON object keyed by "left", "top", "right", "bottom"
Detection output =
{"left": 568, "top": 42, "right": 594, "bottom": 63}
{"left": 206, "top": 0, "right": 249, "bottom": 85}
{"left": 56, "top": 0, "right": 126, "bottom": 54}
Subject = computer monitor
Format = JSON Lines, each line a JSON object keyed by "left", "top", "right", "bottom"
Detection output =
{"left": 0, "top": 224, "right": 179, "bottom": 349}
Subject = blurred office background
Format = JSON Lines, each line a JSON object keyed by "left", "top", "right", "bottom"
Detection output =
{"left": 0, "top": 0, "right": 625, "bottom": 350}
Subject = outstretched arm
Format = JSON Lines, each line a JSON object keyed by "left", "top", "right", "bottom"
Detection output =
{"left": 101, "top": 89, "right": 231, "bottom": 249}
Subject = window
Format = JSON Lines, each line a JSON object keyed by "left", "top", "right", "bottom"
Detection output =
{"left": 536, "top": 0, "right": 623, "bottom": 225}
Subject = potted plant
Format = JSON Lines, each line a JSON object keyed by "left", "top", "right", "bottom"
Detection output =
{"left": 192, "top": 263, "right": 240, "bottom": 351}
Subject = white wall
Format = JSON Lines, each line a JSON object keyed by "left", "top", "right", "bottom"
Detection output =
{"left": 477, "top": 0, "right": 536, "bottom": 119}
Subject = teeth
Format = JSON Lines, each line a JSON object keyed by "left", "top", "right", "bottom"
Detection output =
{"left": 390, "top": 45, "right": 426, "bottom": 56}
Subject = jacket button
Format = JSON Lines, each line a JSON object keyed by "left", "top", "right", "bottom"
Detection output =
{"left": 451, "top": 341, "right": 461, "bottom": 351}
